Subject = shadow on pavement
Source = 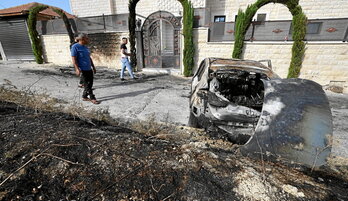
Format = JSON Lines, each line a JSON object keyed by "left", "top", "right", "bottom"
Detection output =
{"left": 94, "top": 74, "right": 169, "bottom": 90}
{"left": 97, "top": 87, "right": 163, "bottom": 102}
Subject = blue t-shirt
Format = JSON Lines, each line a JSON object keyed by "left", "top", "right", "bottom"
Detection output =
{"left": 71, "top": 43, "right": 92, "bottom": 71}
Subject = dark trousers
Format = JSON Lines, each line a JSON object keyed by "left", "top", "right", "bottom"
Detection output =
{"left": 81, "top": 70, "right": 95, "bottom": 100}
{"left": 79, "top": 75, "right": 84, "bottom": 85}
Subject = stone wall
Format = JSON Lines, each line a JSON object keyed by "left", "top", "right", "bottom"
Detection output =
{"left": 136, "top": 0, "right": 205, "bottom": 17}
{"left": 70, "top": 0, "right": 348, "bottom": 20}
{"left": 70, "top": 0, "right": 112, "bottom": 17}
{"left": 41, "top": 35, "right": 71, "bottom": 65}
{"left": 206, "top": 0, "right": 348, "bottom": 21}
{"left": 193, "top": 28, "right": 348, "bottom": 92}
{"left": 193, "top": 28, "right": 232, "bottom": 66}
{"left": 88, "top": 32, "right": 129, "bottom": 68}
{"left": 41, "top": 32, "right": 128, "bottom": 68}
{"left": 135, "top": 0, "right": 158, "bottom": 17}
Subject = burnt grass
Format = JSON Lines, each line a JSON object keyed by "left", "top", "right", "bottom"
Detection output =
{"left": 0, "top": 100, "right": 348, "bottom": 201}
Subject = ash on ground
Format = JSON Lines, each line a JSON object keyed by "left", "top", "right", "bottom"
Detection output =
{"left": 0, "top": 100, "right": 347, "bottom": 201}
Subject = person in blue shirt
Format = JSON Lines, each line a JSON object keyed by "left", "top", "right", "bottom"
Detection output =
{"left": 71, "top": 33, "right": 99, "bottom": 104}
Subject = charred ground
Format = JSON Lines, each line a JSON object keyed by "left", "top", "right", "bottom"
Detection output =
{"left": 0, "top": 100, "right": 348, "bottom": 201}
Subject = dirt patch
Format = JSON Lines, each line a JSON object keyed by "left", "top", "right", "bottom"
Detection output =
{"left": 0, "top": 100, "right": 348, "bottom": 200}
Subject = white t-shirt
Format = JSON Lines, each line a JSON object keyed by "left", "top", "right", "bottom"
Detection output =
{"left": 120, "top": 44, "right": 128, "bottom": 58}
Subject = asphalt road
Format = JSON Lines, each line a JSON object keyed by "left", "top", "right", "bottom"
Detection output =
{"left": 0, "top": 61, "right": 347, "bottom": 161}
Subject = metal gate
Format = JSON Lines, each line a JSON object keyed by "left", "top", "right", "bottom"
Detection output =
{"left": 0, "top": 18, "right": 34, "bottom": 60}
{"left": 142, "top": 11, "right": 181, "bottom": 68}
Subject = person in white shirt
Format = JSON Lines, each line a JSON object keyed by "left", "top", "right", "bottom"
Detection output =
{"left": 120, "top": 38, "right": 137, "bottom": 81}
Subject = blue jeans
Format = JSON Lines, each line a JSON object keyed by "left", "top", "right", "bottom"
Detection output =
{"left": 120, "top": 58, "right": 134, "bottom": 78}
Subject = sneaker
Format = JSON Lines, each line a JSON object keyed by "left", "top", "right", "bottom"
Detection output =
{"left": 121, "top": 78, "right": 125, "bottom": 81}
{"left": 90, "top": 99, "right": 100, "bottom": 104}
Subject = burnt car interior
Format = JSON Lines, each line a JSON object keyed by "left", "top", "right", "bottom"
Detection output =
{"left": 190, "top": 59, "right": 276, "bottom": 144}
{"left": 206, "top": 68, "right": 270, "bottom": 144}
{"left": 209, "top": 69, "right": 269, "bottom": 112}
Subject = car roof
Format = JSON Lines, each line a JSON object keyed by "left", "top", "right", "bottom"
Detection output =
{"left": 207, "top": 58, "right": 278, "bottom": 78}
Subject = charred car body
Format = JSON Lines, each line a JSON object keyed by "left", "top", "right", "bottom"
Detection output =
{"left": 189, "top": 58, "right": 333, "bottom": 167}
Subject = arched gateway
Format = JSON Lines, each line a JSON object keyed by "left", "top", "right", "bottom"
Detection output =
{"left": 142, "top": 11, "right": 181, "bottom": 68}
{"left": 129, "top": 0, "right": 194, "bottom": 75}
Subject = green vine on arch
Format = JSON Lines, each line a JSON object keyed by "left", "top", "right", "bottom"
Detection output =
{"left": 128, "top": 0, "right": 195, "bottom": 76}
{"left": 28, "top": 4, "right": 75, "bottom": 64}
{"left": 232, "top": 0, "right": 307, "bottom": 78}
{"left": 28, "top": 5, "right": 48, "bottom": 64}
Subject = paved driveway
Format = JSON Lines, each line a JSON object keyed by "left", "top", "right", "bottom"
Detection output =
{"left": 0, "top": 61, "right": 191, "bottom": 125}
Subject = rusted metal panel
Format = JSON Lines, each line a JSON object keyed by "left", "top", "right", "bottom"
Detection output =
{"left": 0, "top": 18, "right": 34, "bottom": 60}
{"left": 241, "top": 78, "right": 333, "bottom": 167}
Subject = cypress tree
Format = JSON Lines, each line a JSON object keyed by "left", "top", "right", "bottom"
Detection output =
{"left": 28, "top": 5, "right": 48, "bottom": 64}
{"left": 181, "top": 0, "right": 195, "bottom": 76}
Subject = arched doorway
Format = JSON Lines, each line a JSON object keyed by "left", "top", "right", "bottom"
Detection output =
{"left": 142, "top": 11, "right": 181, "bottom": 68}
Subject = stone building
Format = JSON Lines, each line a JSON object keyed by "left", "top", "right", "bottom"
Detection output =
{"left": 42, "top": 0, "right": 348, "bottom": 92}
{"left": 70, "top": 0, "right": 348, "bottom": 20}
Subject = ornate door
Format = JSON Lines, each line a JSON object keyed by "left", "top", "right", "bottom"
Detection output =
{"left": 142, "top": 11, "right": 181, "bottom": 68}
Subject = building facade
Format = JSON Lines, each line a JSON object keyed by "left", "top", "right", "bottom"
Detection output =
{"left": 54, "top": 0, "right": 348, "bottom": 92}
{"left": 70, "top": 0, "right": 348, "bottom": 20}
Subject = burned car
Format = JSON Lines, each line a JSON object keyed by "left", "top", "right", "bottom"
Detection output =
{"left": 189, "top": 58, "right": 333, "bottom": 167}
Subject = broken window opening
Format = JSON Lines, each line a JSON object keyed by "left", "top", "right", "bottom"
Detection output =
{"left": 209, "top": 70, "right": 268, "bottom": 111}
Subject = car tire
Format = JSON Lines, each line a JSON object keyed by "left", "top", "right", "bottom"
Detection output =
{"left": 188, "top": 112, "right": 200, "bottom": 128}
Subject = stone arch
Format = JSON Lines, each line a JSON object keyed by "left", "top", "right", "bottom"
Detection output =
{"left": 232, "top": 0, "right": 307, "bottom": 78}
{"left": 129, "top": 0, "right": 195, "bottom": 76}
